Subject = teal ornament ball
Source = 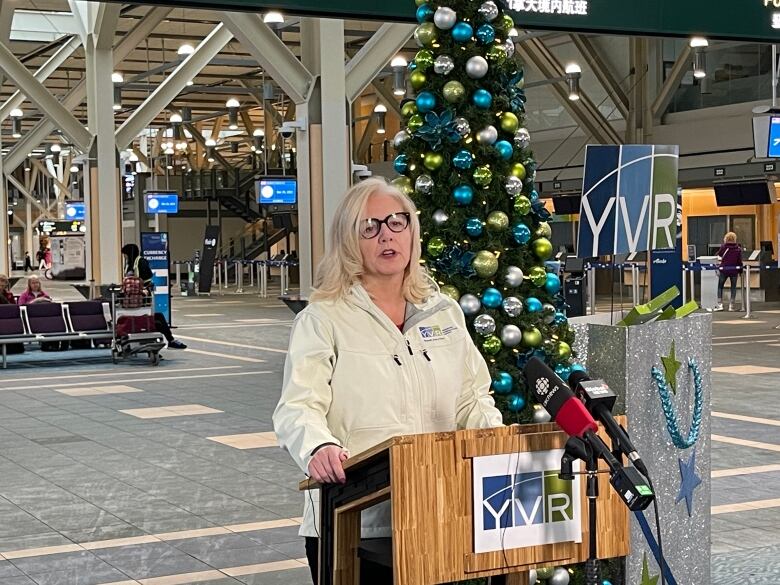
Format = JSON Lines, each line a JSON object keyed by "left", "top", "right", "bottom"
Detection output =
{"left": 486, "top": 211, "right": 509, "bottom": 232}
{"left": 529, "top": 266, "right": 547, "bottom": 286}
{"left": 416, "top": 3, "right": 434, "bottom": 22}
{"left": 476, "top": 24, "right": 495, "bottom": 44}
{"left": 533, "top": 237, "right": 554, "bottom": 260}
{"left": 530, "top": 189, "right": 540, "bottom": 203}
{"left": 472, "top": 89, "right": 493, "bottom": 109}
{"left": 473, "top": 251, "right": 499, "bottom": 277}
{"left": 507, "top": 394, "right": 526, "bottom": 412}
{"left": 443, "top": 80, "right": 466, "bottom": 103}
{"left": 426, "top": 236, "right": 446, "bottom": 257}
{"left": 525, "top": 297, "right": 543, "bottom": 313}
{"left": 452, "top": 21, "right": 473, "bottom": 43}
{"left": 416, "top": 91, "right": 437, "bottom": 113}
{"left": 545, "top": 273, "right": 561, "bottom": 295}
{"left": 554, "top": 312, "right": 568, "bottom": 325}
{"left": 473, "top": 165, "right": 493, "bottom": 187}
{"left": 481, "top": 287, "right": 503, "bottom": 308}
{"left": 555, "top": 363, "right": 572, "bottom": 380}
{"left": 514, "top": 195, "right": 532, "bottom": 216}
{"left": 393, "top": 154, "right": 409, "bottom": 174}
{"left": 571, "top": 362, "right": 586, "bottom": 374}
{"left": 414, "top": 22, "right": 437, "bottom": 47}
{"left": 492, "top": 372, "right": 513, "bottom": 394}
{"left": 453, "top": 184, "right": 474, "bottom": 205}
{"left": 482, "top": 335, "right": 502, "bottom": 355}
{"left": 495, "top": 140, "right": 513, "bottom": 160}
{"left": 465, "top": 217, "right": 483, "bottom": 237}
{"left": 512, "top": 222, "right": 531, "bottom": 244}
{"left": 453, "top": 149, "right": 473, "bottom": 170}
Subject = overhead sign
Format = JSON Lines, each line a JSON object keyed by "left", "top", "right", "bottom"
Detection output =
{"left": 65, "top": 202, "right": 85, "bottom": 221}
{"left": 472, "top": 449, "right": 581, "bottom": 554}
{"left": 101, "top": 0, "right": 780, "bottom": 42}
{"left": 577, "top": 145, "right": 679, "bottom": 257}
{"left": 145, "top": 192, "right": 179, "bottom": 215}
{"left": 768, "top": 117, "right": 780, "bottom": 158}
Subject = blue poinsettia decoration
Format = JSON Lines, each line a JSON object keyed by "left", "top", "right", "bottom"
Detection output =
{"left": 533, "top": 200, "right": 551, "bottom": 221}
{"left": 432, "top": 246, "right": 477, "bottom": 278}
{"left": 503, "top": 70, "right": 527, "bottom": 113}
{"left": 416, "top": 109, "right": 462, "bottom": 150}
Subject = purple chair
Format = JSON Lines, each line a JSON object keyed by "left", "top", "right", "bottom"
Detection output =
{"left": 67, "top": 302, "right": 110, "bottom": 333}
{"left": 24, "top": 303, "right": 68, "bottom": 335}
{"left": 0, "top": 305, "right": 29, "bottom": 368}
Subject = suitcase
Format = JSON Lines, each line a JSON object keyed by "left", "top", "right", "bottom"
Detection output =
{"left": 116, "top": 315, "right": 156, "bottom": 338}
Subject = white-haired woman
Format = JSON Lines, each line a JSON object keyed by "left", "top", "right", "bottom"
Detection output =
{"left": 273, "top": 178, "right": 503, "bottom": 584}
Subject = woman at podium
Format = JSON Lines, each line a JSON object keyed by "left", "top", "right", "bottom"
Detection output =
{"left": 273, "top": 178, "right": 503, "bottom": 584}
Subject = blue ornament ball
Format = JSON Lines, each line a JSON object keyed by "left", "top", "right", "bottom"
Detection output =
{"left": 602, "top": 581, "right": 613, "bottom": 585}
{"left": 416, "top": 91, "right": 437, "bottom": 113}
{"left": 492, "top": 372, "right": 513, "bottom": 394}
{"left": 555, "top": 363, "right": 573, "bottom": 380}
{"left": 475, "top": 24, "right": 496, "bottom": 44}
{"left": 408, "top": 61, "right": 418, "bottom": 71}
{"left": 530, "top": 189, "right": 540, "bottom": 203}
{"left": 512, "top": 223, "right": 531, "bottom": 244}
{"left": 465, "top": 217, "right": 483, "bottom": 237}
{"left": 494, "top": 140, "right": 513, "bottom": 161}
{"left": 453, "top": 149, "right": 474, "bottom": 170}
{"left": 571, "top": 363, "right": 586, "bottom": 374}
{"left": 553, "top": 311, "right": 568, "bottom": 325}
{"left": 482, "top": 287, "right": 503, "bottom": 309}
{"left": 393, "top": 154, "right": 409, "bottom": 174}
{"left": 545, "top": 273, "right": 561, "bottom": 295}
{"left": 452, "top": 21, "right": 473, "bottom": 43}
{"left": 416, "top": 3, "right": 434, "bottom": 22}
{"left": 453, "top": 184, "right": 474, "bottom": 205}
{"left": 472, "top": 89, "right": 493, "bottom": 109}
{"left": 507, "top": 394, "right": 526, "bottom": 412}
{"left": 526, "top": 297, "right": 543, "bottom": 313}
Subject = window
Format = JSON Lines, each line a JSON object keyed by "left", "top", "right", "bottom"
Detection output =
{"left": 730, "top": 216, "right": 755, "bottom": 250}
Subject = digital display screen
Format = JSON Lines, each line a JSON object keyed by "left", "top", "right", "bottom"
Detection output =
{"left": 256, "top": 178, "right": 297, "bottom": 205}
{"left": 145, "top": 192, "right": 179, "bottom": 214}
{"left": 65, "top": 202, "right": 85, "bottom": 221}
{"left": 768, "top": 116, "right": 780, "bottom": 157}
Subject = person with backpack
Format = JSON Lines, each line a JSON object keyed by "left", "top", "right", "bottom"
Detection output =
{"left": 121, "top": 244, "right": 186, "bottom": 349}
{"left": 715, "top": 231, "right": 743, "bottom": 312}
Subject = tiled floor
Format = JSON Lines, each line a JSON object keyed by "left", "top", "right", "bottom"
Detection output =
{"left": 0, "top": 280, "right": 779, "bottom": 584}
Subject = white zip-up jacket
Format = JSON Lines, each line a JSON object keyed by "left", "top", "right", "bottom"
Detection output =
{"left": 273, "top": 284, "right": 504, "bottom": 538}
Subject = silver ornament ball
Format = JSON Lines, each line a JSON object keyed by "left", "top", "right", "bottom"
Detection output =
{"left": 454, "top": 117, "right": 471, "bottom": 137}
{"left": 532, "top": 407, "right": 552, "bottom": 424}
{"left": 549, "top": 567, "right": 570, "bottom": 585}
{"left": 542, "top": 303, "right": 557, "bottom": 324}
{"left": 504, "top": 176, "right": 524, "bottom": 196}
{"left": 476, "top": 125, "right": 498, "bottom": 145}
{"left": 505, "top": 266, "right": 524, "bottom": 287}
{"left": 393, "top": 130, "right": 410, "bottom": 148}
{"left": 528, "top": 569, "right": 537, "bottom": 585}
{"left": 433, "top": 55, "right": 455, "bottom": 75}
{"left": 504, "top": 38, "right": 516, "bottom": 59}
{"left": 501, "top": 325, "right": 522, "bottom": 347}
{"left": 459, "top": 294, "right": 481, "bottom": 316}
{"left": 514, "top": 127, "right": 531, "bottom": 150}
{"left": 466, "top": 56, "right": 489, "bottom": 79}
{"left": 416, "top": 174, "right": 434, "bottom": 194}
{"left": 474, "top": 314, "right": 496, "bottom": 336}
{"left": 502, "top": 296, "right": 523, "bottom": 317}
{"left": 478, "top": 1, "right": 499, "bottom": 21}
{"left": 433, "top": 6, "right": 457, "bottom": 30}
{"left": 432, "top": 208, "right": 449, "bottom": 225}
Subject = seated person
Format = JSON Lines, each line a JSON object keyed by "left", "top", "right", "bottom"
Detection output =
{"left": 17, "top": 275, "right": 51, "bottom": 305}
{"left": 0, "top": 274, "right": 14, "bottom": 304}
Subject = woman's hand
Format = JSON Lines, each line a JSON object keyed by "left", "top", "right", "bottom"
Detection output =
{"left": 308, "top": 445, "right": 349, "bottom": 484}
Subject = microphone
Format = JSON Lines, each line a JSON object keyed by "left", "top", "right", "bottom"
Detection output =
{"left": 568, "top": 370, "right": 650, "bottom": 479}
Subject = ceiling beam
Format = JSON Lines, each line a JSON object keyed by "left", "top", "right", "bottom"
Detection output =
{"left": 345, "top": 23, "right": 414, "bottom": 103}
{"left": 184, "top": 121, "right": 233, "bottom": 169}
{"left": 651, "top": 45, "right": 693, "bottom": 123}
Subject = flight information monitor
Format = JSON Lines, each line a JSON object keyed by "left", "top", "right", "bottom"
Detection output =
{"left": 145, "top": 192, "right": 179, "bottom": 214}
{"left": 768, "top": 116, "right": 780, "bottom": 157}
{"left": 256, "top": 178, "right": 297, "bottom": 205}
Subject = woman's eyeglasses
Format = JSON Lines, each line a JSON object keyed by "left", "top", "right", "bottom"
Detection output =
{"left": 359, "top": 212, "right": 411, "bottom": 240}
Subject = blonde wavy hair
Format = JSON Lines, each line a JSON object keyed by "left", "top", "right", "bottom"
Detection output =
{"left": 310, "top": 177, "right": 434, "bottom": 304}
{"left": 724, "top": 232, "right": 737, "bottom": 244}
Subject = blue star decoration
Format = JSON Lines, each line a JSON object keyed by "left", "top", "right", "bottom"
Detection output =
{"left": 675, "top": 448, "right": 702, "bottom": 517}
{"left": 660, "top": 341, "right": 682, "bottom": 394}
{"left": 639, "top": 552, "right": 659, "bottom": 585}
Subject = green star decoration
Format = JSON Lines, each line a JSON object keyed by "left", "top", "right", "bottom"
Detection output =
{"left": 660, "top": 341, "right": 682, "bottom": 394}
{"left": 640, "top": 552, "right": 659, "bottom": 585}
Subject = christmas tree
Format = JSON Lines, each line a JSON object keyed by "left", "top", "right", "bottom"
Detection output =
{"left": 393, "top": 0, "right": 579, "bottom": 423}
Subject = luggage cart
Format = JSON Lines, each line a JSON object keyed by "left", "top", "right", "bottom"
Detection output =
{"left": 109, "top": 285, "right": 166, "bottom": 366}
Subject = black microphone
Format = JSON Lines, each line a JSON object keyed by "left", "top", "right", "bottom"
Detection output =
{"left": 568, "top": 370, "right": 650, "bottom": 479}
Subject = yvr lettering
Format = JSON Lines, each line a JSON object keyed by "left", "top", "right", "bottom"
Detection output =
{"left": 482, "top": 471, "right": 573, "bottom": 530}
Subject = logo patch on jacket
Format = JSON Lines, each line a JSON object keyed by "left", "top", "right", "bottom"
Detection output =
{"left": 419, "top": 325, "right": 443, "bottom": 339}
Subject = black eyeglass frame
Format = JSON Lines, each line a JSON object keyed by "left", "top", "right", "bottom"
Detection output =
{"left": 359, "top": 212, "right": 411, "bottom": 239}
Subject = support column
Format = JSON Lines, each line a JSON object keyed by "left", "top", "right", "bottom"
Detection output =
{"left": 25, "top": 198, "right": 33, "bottom": 261}
{"left": 86, "top": 43, "right": 121, "bottom": 285}
{"left": 0, "top": 138, "right": 8, "bottom": 274}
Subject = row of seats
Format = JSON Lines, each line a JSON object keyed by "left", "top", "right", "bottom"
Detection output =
{"left": 0, "top": 301, "right": 111, "bottom": 368}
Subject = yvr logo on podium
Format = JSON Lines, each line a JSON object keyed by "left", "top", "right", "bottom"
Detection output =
{"left": 481, "top": 471, "right": 574, "bottom": 530}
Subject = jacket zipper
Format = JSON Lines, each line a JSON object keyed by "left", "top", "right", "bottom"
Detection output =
{"left": 406, "top": 340, "right": 414, "bottom": 355}
{"left": 422, "top": 349, "right": 431, "bottom": 362}
{"left": 393, "top": 355, "right": 402, "bottom": 366}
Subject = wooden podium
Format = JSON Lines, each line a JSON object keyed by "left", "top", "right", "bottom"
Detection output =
{"left": 301, "top": 421, "right": 630, "bottom": 585}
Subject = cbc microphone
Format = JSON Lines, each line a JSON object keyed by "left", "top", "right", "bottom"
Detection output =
{"left": 568, "top": 370, "right": 650, "bottom": 479}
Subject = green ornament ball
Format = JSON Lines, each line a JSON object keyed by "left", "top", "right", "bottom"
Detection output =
{"left": 482, "top": 335, "right": 502, "bottom": 355}
{"left": 410, "top": 69, "right": 428, "bottom": 90}
{"left": 536, "top": 221, "right": 552, "bottom": 238}
{"left": 473, "top": 250, "right": 499, "bottom": 278}
{"left": 529, "top": 266, "right": 547, "bottom": 287}
{"left": 533, "top": 237, "right": 553, "bottom": 260}
{"left": 414, "top": 22, "right": 438, "bottom": 48}
{"left": 473, "top": 165, "right": 493, "bottom": 187}
{"left": 557, "top": 341, "right": 572, "bottom": 361}
{"left": 536, "top": 567, "right": 554, "bottom": 580}
{"left": 423, "top": 152, "right": 444, "bottom": 171}
{"left": 522, "top": 327, "right": 543, "bottom": 348}
{"left": 513, "top": 195, "right": 531, "bottom": 216}
{"left": 486, "top": 211, "right": 509, "bottom": 232}
{"left": 401, "top": 101, "right": 418, "bottom": 118}
{"left": 497, "top": 14, "right": 515, "bottom": 32}
{"left": 486, "top": 44, "right": 507, "bottom": 64}
{"left": 408, "top": 114, "right": 424, "bottom": 132}
{"left": 414, "top": 0, "right": 427, "bottom": 6}
{"left": 415, "top": 49, "right": 435, "bottom": 71}
{"left": 443, "top": 80, "right": 466, "bottom": 103}
{"left": 510, "top": 162, "right": 527, "bottom": 180}
{"left": 500, "top": 112, "right": 520, "bottom": 134}
{"left": 390, "top": 176, "right": 413, "bottom": 196}
{"left": 427, "top": 236, "right": 446, "bottom": 257}
{"left": 440, "top": 285, "right": 460, "bottom": 301}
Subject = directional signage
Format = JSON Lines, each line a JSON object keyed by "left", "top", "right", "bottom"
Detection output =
{"left": 145, "top": 192, "right": 179, "bottom": 215}
{"left": 768, "top": 117, "right": 780, "bottom": 158}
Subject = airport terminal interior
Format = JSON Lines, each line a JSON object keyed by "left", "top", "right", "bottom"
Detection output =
{"left": 0, "top": 0, "right": 780, "bottom": 584}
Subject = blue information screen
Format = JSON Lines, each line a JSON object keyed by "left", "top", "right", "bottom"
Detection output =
{"left": 769, "top": 117, "right": 780, "bottom": 158}
{"left": 145, "top": 193, "right": 179, "bottom": 214}
{"left": 65, "top": 202, "right": 85, "bottom": 221}
{"left": 256, "top": 179, "right": 297, "bottom": 205}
